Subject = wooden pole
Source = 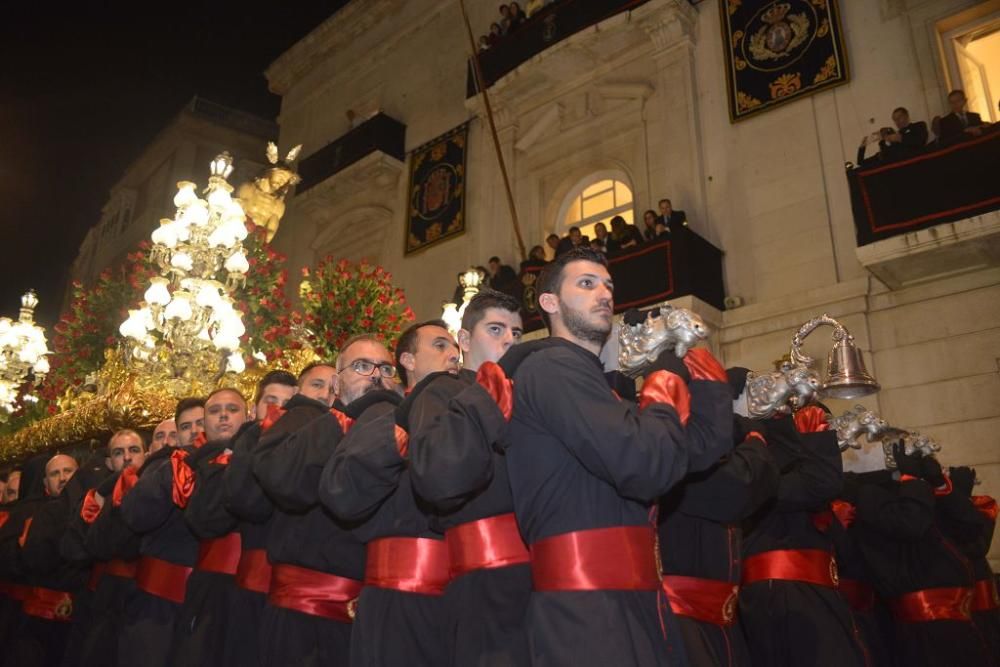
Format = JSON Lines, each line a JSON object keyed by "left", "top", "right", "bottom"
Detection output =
{"left": 457, "top": 0, "right": 527, "bottom": 261}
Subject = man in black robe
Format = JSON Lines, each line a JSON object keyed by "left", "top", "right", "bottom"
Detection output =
{"left": 117, "top": 398, "right": 204, "bottom": 667}
{"left": 841, "top": 447, "right": 990, "bottom": 665}
{"left": 61, "top": 430, "right": 147, "bottom": 667}
{"left": 406, "top": 290, "right": 530, "bottom": 666}
{"left": 220, "top": 361, "right": 338, "bottom": 666}
{"left": 254, "top": 337, "right": 395, "bottom": 667}
{"left": 658, "top": 416, "right": 778, "bottom": 667}
{"left": 737, "top": 403, "right": 868, "bottom": 667}
{"left": 171, "top": 383, "right": 280, "bottom": 667}
{"left": 8, "top": 453, "right": 85, "bottom": 667}
{"left": 321, "top": 321, "right": 461, "bottom": 667}
{"left": 500, "top": 247, "right": 732, "bottom": 666}
{"left": 0, "top": 457, "right": 46, "bottom": 658}
{"left": 937, "top": 465, "right": 999, "bottom": 664}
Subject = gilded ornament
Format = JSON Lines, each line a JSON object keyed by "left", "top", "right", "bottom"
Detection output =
{"left": 747, "top": 4, "right": 810, "bottom": 62}
{"left": 737, "top": 91, "right": 763, "bottom": 111}
{"left": 769, "top": 72, "right": 802, "bottom": 98}
{"left": 813, "top": 55, "right": 837, "bottom": 84}
{"left": 235, "top": 143, "right": 303, "bottom": 243}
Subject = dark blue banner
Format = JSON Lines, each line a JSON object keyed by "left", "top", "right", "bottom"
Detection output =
{"left": 405, "top": 123, "right": 469, "bottom": 255}
{"left": 720, "top": 0, "right": 849, "bottom": 122}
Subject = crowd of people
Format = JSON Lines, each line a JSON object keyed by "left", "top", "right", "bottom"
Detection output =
{"left": 0, "top": 247, "right": 997, "bottom": 667}
{"left": 477, "top": 2, "right": 559, "bottom": 51}
{"left": 855, "top": 89, "right": 997, "bottom": 166}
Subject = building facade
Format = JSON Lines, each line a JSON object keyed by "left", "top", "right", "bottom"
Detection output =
{"left": 267, "top": 0, "right": 1000, "bottom": 563}
{"left": 67, "top": 97, "right": 276, "bottom": 296}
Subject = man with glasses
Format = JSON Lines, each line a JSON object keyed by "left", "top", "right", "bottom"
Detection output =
{"left": 321, "top": 321, "right": 459, "bottom": 667}
{"left": 253, "top": 335, "right": 397, "bottom": 667}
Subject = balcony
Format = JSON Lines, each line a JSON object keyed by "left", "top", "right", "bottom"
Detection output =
{"left": 297, "top": 113, "right": 406, "bottom": 193}
{"left": 466, "top": 0, "right": 651, "bottom": 97}
{"left": 517, "top": 230, "right": 724, "bottom": 333}
{"left": 847, "top": 130, "right": 1000, "bottom": 288}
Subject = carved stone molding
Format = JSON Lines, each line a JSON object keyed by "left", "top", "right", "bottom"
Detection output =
{"left": 636, "top": 0, "right": 698, "bottom": 52}
{"left": 296, "top": 151, "right": 404, "bottom": 207}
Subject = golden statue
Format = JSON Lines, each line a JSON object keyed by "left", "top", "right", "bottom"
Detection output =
{"left": 236, "top": 142, "right": 303, "bottom": 242}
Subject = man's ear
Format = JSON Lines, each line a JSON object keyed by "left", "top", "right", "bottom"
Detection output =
{"left": 538, "top": 292, "right": 559, "bottom": 316}
{"left": 457, "top": 328, "right": 472, "bottom": 353}
{"left": 399, "top": 351, "right": 416, "bottom": 374}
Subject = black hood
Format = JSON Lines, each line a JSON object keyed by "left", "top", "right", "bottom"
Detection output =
{"left": 18, "top": 454, "right": 49, "bottom": 501}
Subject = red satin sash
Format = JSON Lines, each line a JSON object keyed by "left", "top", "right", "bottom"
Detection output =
{"left": 446, "top": 513, "right": 530, "bottom": 579}
{"left": 196, "top": 532, "right": 242, "bottom": 575}
{"left": 88, "top": 562, "right": 107, "bottom": 592}
{"left": 661, "top": 575, "right": 739, "bottom": 626}
{"left": 890, "top": 587, "right": 972, "bottom": 622}
{"left": 268, "top": 563, "right": 363, "bottom": 622}
{"left": 22, "top": 586, "right": 73, "bottom": 621}
{"left": 530, "top": 525, "right": 660, "bottom": 592}
{"left": 236, "top": 549, "right": 272, "bottom": 594}
{"left": 839, "top": 578, "right": 876, "bottom": 612}
{"left": 365, "top": 537, "right": 450, "bottom": 596}
{"left": 106, "top": 558, "right": 138, "bottom": 579}
{"left": 972, "top": 578, "right": 1000, "bottom": 612}
{"left": 742, "top": 549, "right": 839, "bottom": 589}
{"left": 136, "top": 556, "right": 192, "bottom": 604}
{"left": 9, "top": 583, "right": 31, "bottom": 601}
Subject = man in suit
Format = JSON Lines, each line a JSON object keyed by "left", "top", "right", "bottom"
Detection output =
{"left": 939, "top": 90, "right": 986, "bottom": 143}
{"left": 657, "top": 198, "right": 688, "bottom": 232}
{"left": 856, "top": 107, "right": 928, "bottom": 165}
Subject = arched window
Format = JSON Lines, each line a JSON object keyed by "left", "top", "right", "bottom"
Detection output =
{"left": 558, "top": 174, "right": 634, "bottom": 241}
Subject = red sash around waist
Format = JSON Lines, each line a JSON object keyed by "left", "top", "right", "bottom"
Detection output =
{"left": 662, "top": 575, "right": 739, "bottom": 626}
{"left": 106, "top": 558, "right": 138, "bottom": 579}
{"left": 971, "top": 578, "right": 999, "bottom": 612}
{"left": 742, "top": 549, "right": 838, "bottom": 589}
{"left": 8, "top": 583, "right": 31, "bottom": 601}
{"left": 530, "top": 525, "right": 660, "bottom": 592}
{"left": 446, "top": 513, "right": 530, "bottom": 579}
{"left": 365, "top": 537, "right": 450, "bottom": 596}
{"left": 839, "top": 578, "right": 876, "bottom": 612}
{"left": 88, "top": 562, "right": 107, "bottom": 592}
{"left": 136, "top": 556, "right": 192, "bottom": 604}
{"left": 236, "top": 549, "right": 272, "bottom": 594}
{"left": 22, "top": 586, "right": 73, "bottom": 622}
{"left": 196, "top": 532, "right": 242, "bottom": 575}
{"left": 890, "top": 587, "right": 973, "bottom": 622}
{"left": 268, "top": 563, "right": 363, "bottom": 623}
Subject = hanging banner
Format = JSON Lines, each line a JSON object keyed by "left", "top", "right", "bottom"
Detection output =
{"left": 405, "top": 122, "right": 469, "bottom": 255}
{"left": 720, "top": 0, "right": 849, "bottom": 122}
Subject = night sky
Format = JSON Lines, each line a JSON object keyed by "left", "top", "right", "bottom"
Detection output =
{"left": 0, "top": 2, "right": 349, "bottom": 326}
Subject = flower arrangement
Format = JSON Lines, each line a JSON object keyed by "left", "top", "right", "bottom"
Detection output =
{"left": 42, "top": 245, "right": 155, "bottom": 407}
{"left": 298, "top": 257, "right": 415, "bottom": 359}
{"left": 233, "top": 223, "right": 297, "bottom": 363}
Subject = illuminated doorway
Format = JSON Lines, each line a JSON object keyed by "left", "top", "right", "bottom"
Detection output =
{"left": 557, "top": 173, "right": 635, "bottom": 243}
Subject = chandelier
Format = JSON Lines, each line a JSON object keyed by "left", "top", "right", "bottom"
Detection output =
{"left": 0, "top": 290, "right": 50, "bottom": 418}
{"left": 119, "top": 152, "right": 250, "bottom": 383}
{"left": 441, "top": 267, "right": 485, "bottom": 336}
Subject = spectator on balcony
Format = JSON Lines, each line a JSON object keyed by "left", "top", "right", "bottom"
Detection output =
{"left": 488, "top": 22, "right": 503, "bottom": 46}
{"left": 657, "top": 198, "right": 688, "bottom": 231}
{"left": 641, "top": 209, "right": 669, "bottom": 242}
{"left": 508, "top": 2, "right": 527, "bottom": 30}
{"left": 939, "top": 90, "right": 986, "bottom": 143}
{"left": 520, "top": 245, "right": 547, "bottom": 273}
{"left": 856, "top": 107, "right": 928, "bottom": 165}
{"left": 609, "top": 215, "right": 642, "bottom": 252}
{"left": 556, "top": 226, "right": 590, "bottom": 257}
{"left": 499, "top": 4, "right": 513, "bottom": 34}
{"left": 545, "top": 233, "right": 561, "bottom": 260}
{"left": 591, "top": 222, "right": 611, "bottom": 254}
{"left": 478, "top": 35, "right": 491, "bottom": 52}
{"left": 488, "top": 255, "right": 519, "bottom": 297}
